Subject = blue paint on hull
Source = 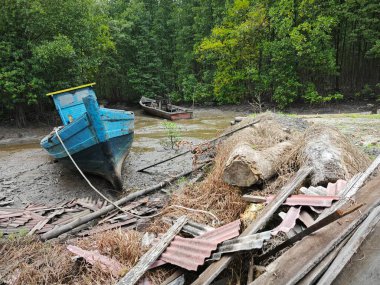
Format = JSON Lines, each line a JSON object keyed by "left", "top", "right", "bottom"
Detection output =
{"left": 41, "top": 85, "right": 134, "bottom": 189}
{"left": 60, "top": 133, "right": 134, "bottom": 189}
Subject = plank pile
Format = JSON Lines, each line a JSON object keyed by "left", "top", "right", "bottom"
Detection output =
{"left": 0, "top": 196, "right": 162, "bottom": 237}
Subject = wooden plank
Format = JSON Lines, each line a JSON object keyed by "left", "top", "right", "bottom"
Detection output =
{"left": 27, "top": 209, "right": 64, "bottom": 236}
{"left": 250, "top": 174, "right": 380, "bottom": 285}
{"left": 98, "top": 197, "right": 148, "bottom": 224}
{"left": 242, "top": 195, "right": 267, "bottom": 203}
{"left": 41, "top": 164, "right": 206, "bottom": 241}
{"left": 116, "top": 216, "right": 187, "bottom": 285}
{"left": 0, "top": 212, "right": 24, "bottom": 219}
{"left": 0, "top": 200, "right": 14, "bottom": 206}
{"left": 191, "top": 167, "right": 312, "bottom": 285}
{"left": 297, "top": 234, "right": 351, "bottom": 285}
{"left": 317, "top": 205, "right": 380, "bottom": 284}
{"left": 257, "top": 204, "right": 362, "bottom": 262}
{"left": 78, "top": 218, "right": 137, "bottom": 236}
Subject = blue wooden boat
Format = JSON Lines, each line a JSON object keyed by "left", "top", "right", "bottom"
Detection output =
{"left": 40, "top": 83, "right": 134, "bottom": 189}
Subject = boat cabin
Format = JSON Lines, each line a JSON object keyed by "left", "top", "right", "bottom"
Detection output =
{"left": 47, "top": 83, "right": 96, "bottom": 125}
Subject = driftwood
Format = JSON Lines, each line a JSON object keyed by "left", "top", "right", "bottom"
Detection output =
{"left": 116, "top": 216, "right": 187, "bottom": 285}
{"left": 223, "top": 141, "right": 293, "bottom": 187}
{"left": 191, "top": 167, "right": 312, "bottom": 285}
{"left": 40, "top": 164, "right": 207, "bottom": 241}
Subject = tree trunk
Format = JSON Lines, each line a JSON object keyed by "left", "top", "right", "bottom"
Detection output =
{"left": 299, "top": 125, "right": 369, "bottom": 186}
{"left": 15, "top": 104, "right": 27, "bottom": 128}
{"left": 223, "top": 141, "right": 293, "bottom": 187}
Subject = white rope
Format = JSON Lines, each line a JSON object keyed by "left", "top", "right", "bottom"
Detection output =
{"left": 167, "top": 205, "right": 220, "bottom": 225}
{"left": 118, "top": 204, "right": 220, "bottom": 224}
{"left": 54, "top": 128, "right": 217, "bottom": 224}
{"left": 54, "top": 128, "right": 128, "bottom": 214}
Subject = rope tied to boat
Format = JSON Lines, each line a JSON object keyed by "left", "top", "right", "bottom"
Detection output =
{"left": 54, "top": 128, "right": 220, "bottom": 224}
{"left": 54, "top": 128, "right": 129, "bottom": 214}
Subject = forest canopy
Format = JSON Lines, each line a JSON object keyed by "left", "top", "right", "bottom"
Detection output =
{"left": 0, "top": 0, "right": 379, "bottom": 125}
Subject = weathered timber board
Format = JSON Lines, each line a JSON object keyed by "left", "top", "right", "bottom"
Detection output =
{"left": 251, "top": 174, "right": 380, "bottom": 285}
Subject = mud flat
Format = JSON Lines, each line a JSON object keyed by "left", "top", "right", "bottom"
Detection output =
{"left": 0, "top": 109, "right": 245, "bottom": 207}
{"left": 1, "top": 109, "right": 379, "bottom": 208}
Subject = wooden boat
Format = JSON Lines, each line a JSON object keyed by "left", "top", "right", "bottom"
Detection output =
{"left": 139, "top": 96, "right": 193, "bottom": 120}
{"left": 40, "top": 83, "right": 134, "bottom": 189}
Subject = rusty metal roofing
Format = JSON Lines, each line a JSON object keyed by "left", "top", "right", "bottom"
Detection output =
{"left": 160, "top": 236, "right": 219, "bottom": 270}
{"left": 326, "top": 179, "right": 347, "bottom": 196}
{"left": 197, "top": 219, "right": 241, "bottom": 242}
{"left": 298, "top": 210, "right": 315, "bottom": 227}
{"left": 163, "top": 217, "right": 214, "bottom": 237}
{"left": 266, "top": 195, "right": 340, "bottom": 207}
{"left": 209, "top": 231, "right": 272, "bottom": 261}
{"left": 272, "top": 207, "right": 301, "bottom": 235}
{"left": 300, "top": 179, "right": 347, "bottom": 196}
{"left": 151, "top": 219, "right": 241, "bottom": 271}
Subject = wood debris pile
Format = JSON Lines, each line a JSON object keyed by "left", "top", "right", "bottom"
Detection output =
{"left": 0, "top": 196, "right": 163, "bottom": 238}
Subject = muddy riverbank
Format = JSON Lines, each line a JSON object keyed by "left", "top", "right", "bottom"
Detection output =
{"left": 0, "top": 108, "right": 379, "bottom": 208}
{"left": 0, "top": 109, "right": 246, "bottom": 208}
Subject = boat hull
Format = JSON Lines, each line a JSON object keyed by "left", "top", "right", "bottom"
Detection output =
{"left": 139, "top": 97, "right": 193, "bottom": 120}
{"left": 41, "top": 91, "right": 134, "bottom": 190}
{"left": 59, "top": 132, "right": 133, "bottom": 189}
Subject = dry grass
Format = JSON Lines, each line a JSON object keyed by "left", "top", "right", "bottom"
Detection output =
{"left": 0, "top": 236, "right": 75, "bottom": 285}
{"left": 0, "top": 230, "right": 148, "bottom": 285}
{"left": 157, "top": 143, "right": 247, "bottom": 226}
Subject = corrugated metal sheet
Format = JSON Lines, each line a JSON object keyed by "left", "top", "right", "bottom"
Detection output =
{"left": 266, "top": 195, "right": 340, "bottom": 207}
{"left": 300, "top": 179, "right": 347, "bottom": 196}
{"left": 197, "top": 219, "right": 241, "bottom": 242}
{"left": 163, "top": 217, "right": 214, "bottom": 237}
{"left": 67, "top": 245, "right": 124, "bottom": 277}
{"left": 326, "top": 179, "right": 347, "bottom": 196}
{"left": 299, "top": 210, "right": 315, "bottom": 227}
{"left": 160, "top": 236, "right": 218, "bottom": 270}
{"left": 151, "top": 219, "right": 241, "bottom": 271}
{"left": 272, "top": 207, "right": 301, "bottom": 235}
{"left": 0, "top": 196, "right": 159, "bottom": 238}
{"left": 300, "top": 186, "right": 327, "bottom": 196}
{"left": 209, "top": 231, "right": 272, "bottom": 261}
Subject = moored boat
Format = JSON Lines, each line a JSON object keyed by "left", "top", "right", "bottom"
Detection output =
{"left": 139, "top": 96, "right": 193, "bottom": 120}
{"left": 40, "top": 83, "right": 134, "bottom": 189}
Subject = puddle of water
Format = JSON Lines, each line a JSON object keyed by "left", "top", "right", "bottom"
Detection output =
{"left": 131, "top": 146, "right": 155, "bottom": 153}
{"left": 0, "top": 142, "right": 40, "bottom": 152}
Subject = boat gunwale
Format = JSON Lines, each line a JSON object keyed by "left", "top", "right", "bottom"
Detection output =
{"left": 139, "top": 96, "right": 193, "bottom": 116}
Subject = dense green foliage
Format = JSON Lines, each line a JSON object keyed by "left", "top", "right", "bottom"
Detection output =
{"left": 0, "top": 0, "right": 379, "bottom": 125}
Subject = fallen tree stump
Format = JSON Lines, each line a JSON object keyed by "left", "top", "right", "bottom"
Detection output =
{"left": 299, "top": 125, "right": 370, "bottom": 185}
{"left": 223, "top": 141, "right": 293, "bottom": 187}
